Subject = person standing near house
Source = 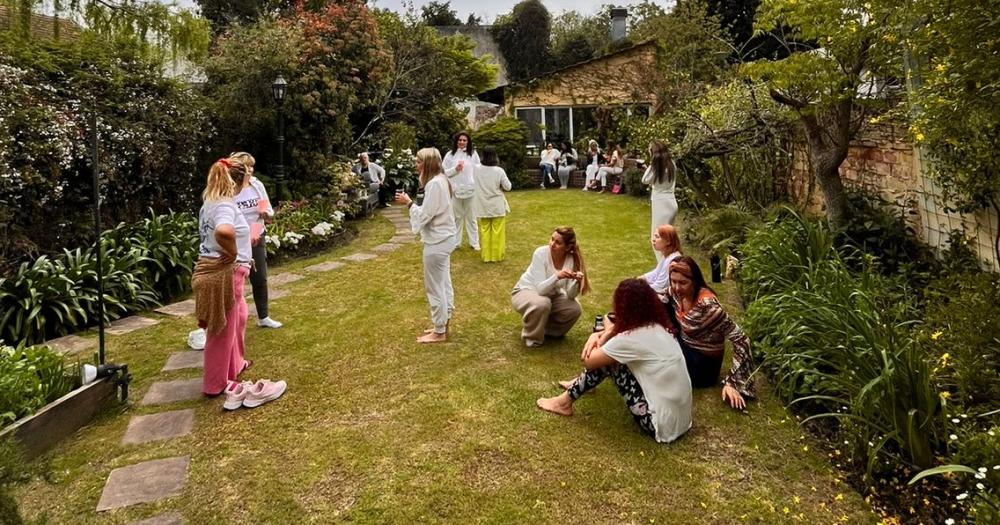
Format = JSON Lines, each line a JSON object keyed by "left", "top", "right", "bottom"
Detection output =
{"left": 583, "top": 140, "right": 603, "bottom": 191}
{"left": 229, "top": 151, "right": 283, "bottom": 330}
{"left": 557, "top": 142, "right": 577, "bottom": 189}
{"left": 641, "top": 141, "right": 678, "bottom": 261}
{"left": 538, "top": 142, "right": 559, "bottom": 188}
{"left": 473, "top": 146, "right": 512, "bottom": 262}
{"left": 396, "top": 148, "right": 457, "bottom": 344}
{"left": 596, "top": 143, "right": 624, "bottom": 193}
{"left": 442, "top": 131, "right": 481, "bottom": 251}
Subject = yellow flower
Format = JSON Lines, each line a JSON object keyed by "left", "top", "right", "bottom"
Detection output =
{"left": 783, "top": 507, "right": 790, "bottom": 514}
{"left": 835, "top": 493, "right": 845, "bottom": 501}
{"left": 940, "top": 391, "right": 951, "bottom": 400}
{"left": 939, "top": 352, "right": 950, "bottom": 364}
{"left": 794, "top": 496, "right": 801, "bottom": 504}
{"left": 935, "top": 63, "right": 947, "bottom": 73}
{"left": 915, "top": 132, "right": 925, "bottom": 142}
{"left": 931, "top": 331, "right": 943, "bottom": 341}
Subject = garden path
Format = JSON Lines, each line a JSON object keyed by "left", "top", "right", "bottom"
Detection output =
{"left": 15, "top": 193, "right": 877, "bottom": 524}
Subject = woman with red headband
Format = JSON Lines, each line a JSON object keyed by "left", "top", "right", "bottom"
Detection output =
{"left": 537, "top": 278, "right": 692, "bottom": 443}
{"left": 666, "top": 255, "right": 755, "bottom": 410}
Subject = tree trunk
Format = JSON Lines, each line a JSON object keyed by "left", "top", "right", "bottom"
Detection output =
{"left": 810, "top": 145, "right": 850, "bottom": 231}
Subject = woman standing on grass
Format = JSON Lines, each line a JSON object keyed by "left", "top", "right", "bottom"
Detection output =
{"left": 537, "top": 278, "right": 692, "bottom": 443}
{"left": 641, "top": 141, "right": 678, "bottom": 260}
{"left": 665, "top": 256, "right": 755, "bottom": 410}
{"left": 230, "top": 151, "right": 282, "bottom": 329}
{"left": 396, "top": 148, "right": 457, "bottom": 344}
{"left": 192, "top": 158, "right": 285, "bottom": 408}
{"left": 511, "top": 227, "right": 590, "bottom": 347}
{"left": 642, "top": 224, "right": 683, "bottom": 295}
{"left": 472, "top": 146, "right": 511, "bottom": 263}
{"left": 442, "top": 131, "right": 480, "bottom": 251}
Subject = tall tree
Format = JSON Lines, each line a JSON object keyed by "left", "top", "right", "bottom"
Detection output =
{"left": 549, "top": 10, "right": 607, "bottom": 66}
{"left": 194, "top": 0, "right": 292, "bottom": 32}
{"left": 465, "top": 13, "right": 482, "bottom": 26}
{"left": 746, "top": 0, "right": 899, "bottom": 230}
{"left": 491, "top": 0, "right": 551, "bottom": 81}
{"left": 420, "top": 1, "right": 461, "bottom": 26}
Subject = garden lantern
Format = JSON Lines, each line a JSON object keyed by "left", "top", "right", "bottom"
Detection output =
{"left": 272, "top": 75, "right": 288, "bottom": 205}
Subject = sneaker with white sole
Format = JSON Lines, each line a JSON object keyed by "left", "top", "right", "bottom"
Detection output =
{"left": 223, "top": 381, "right": 253, "bottom": 411}
{"left": 256, "top": 317, "right": 283, "bottom": 329}
{"left": 243, "top": 379, "right": 287, "bottom": 408}
{"left": 187, "top": 328, "right": 206, "bottom": 350}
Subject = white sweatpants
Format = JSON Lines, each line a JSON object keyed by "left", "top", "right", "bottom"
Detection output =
{"left": 597, "top": 166, "right": 622, "bottom": 188}
{"left": 584, "top": 164, "right": 599, "bottom": 189}
{"left": 452, "top": 196, "right": 479, "bottom": 249}
{"left": 423, "top": 239, "right": 455, "bottom": 333}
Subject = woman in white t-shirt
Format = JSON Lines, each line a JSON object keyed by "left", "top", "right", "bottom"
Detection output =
{"left": 472, "top": 146, "right": 511, "bottom": 262}
{"left": 396, "top": 147, "right": 457, "bottom": 344}
{"left": 442, "top": 131, "right": 480, "bottom": 251}
{"left": 537, "top": 278, "right": 693, "bottom": 443}
{"left": 230, "top": 152, "right": 282, "bottom": 329}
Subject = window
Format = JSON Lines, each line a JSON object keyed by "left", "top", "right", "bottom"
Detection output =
{"left": 515, "top": 108, "right": 543, "bottom": 148}
{"left": 572, "top": 107, "right": 598, "bottom": 142}
{"left": 543, "top": 108, "right": 571, "bottom": 146}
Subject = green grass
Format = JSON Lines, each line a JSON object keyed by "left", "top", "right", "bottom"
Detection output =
{"left": 15, "top": 191, "right": 876, "bottom": 524}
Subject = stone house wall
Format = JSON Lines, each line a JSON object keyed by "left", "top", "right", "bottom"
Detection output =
{"left": 790, "top": 122, "right": 999, "bottom": 270}
{"left": 505, "top": 42, "right": 658, "bottom": 111}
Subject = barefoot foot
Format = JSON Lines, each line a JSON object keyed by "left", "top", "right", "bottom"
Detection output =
{"left": 417, "top": 332, "right": 447, "bottom": 344}
{"left": 536, "top": 394, "right": 574, "bottom": 416}
{"left": 558, "top": 380, "right": 574, "bottom": 390}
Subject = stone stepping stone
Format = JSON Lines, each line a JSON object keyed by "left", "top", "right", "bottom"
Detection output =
{"left": 122, "top": 409, "right": 195, "bottom": 445}
{"left": 372, "top": 243, "right": 403, "bottom": 253}
{"left": 44, "top": 334, "right": 95, "bottom": 355}
{"left": 140, "top": 379, "right": 202, "bottom": 406}
{"left": 154, "top": 299, "right": 196, "bottom": 317}
{"left": 269, "top": 272, "right": 304, "bottom": 287}
{"left": 305, "top": 261, "right": 345, "bottom": 272}
{"left": 389, "top": 235, "right": 415, "bottom": 244}
{"left": 162, "top": 352, "right": 203, "bottom": 371}
{"left": 342, "top": 253, "right": 377, "bottom": 263}
{"left": 268, "top": 288, "right": 289, "bottom": 300}
{"left": 128, "top": 512, "right": 183, "bottom": 525}
{"left": 107, "top": 316, "right": 160, "bottom": 336}
{"left": 97, "top": 456, "right": 189, "bottom": 511}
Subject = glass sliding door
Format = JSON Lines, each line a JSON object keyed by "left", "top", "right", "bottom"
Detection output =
{"left": 543, "top": 108, "right": 571, "bottom": 146}
{"left": 514, "top": 108, "right": 543, "bottom": 150}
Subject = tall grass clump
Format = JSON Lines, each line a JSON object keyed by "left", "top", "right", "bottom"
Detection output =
{"left": 740, "top": 211, "right": 945, "bottom": 475}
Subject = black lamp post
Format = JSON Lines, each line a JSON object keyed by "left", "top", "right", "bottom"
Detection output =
{"left": 272, "top": 75, "right": 287, "bottom": 205}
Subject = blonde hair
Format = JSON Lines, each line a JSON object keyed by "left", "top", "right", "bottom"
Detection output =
{"left": 554, "top": 226, "right": 590, "bottom": 295}
{"left": 202, "top": 158, "right": 249, "bottom": 202}
{"left": 416, "top": 147, "right": 452, "bottom": 197}
{"left": 229, "top": 151, "right": 255, "bottom": 168}
{"left": 655, "top": 224, "right": 682, "bottom": 256}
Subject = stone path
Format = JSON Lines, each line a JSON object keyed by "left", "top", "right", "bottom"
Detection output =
{"left": 92, "top": 208, "right": 414, "bottom": 521}
{"left": 44, "top": 334, "right": 95, "bottom": 356}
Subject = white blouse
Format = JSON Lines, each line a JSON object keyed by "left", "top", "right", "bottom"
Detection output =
{"left": 513, "top": 246, "right": 580, "bottom": 299}
{"left": 409, "top": 173, "right": 457, "bottom": 246}
{"left": 443, "top": 150, "right": 480, "bottom": 199}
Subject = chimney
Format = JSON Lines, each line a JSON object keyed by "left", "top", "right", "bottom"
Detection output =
{"left": 610, "top": 7, "right": 628, "bottom": 43}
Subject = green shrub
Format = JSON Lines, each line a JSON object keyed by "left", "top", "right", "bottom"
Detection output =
{"left": 741, "top": 211, "right": 946, "bottom": 474}
{"left": 474, "top": 117, "right": 530, "bottom": 188}
{"left": 623, "top": 167, "right": 647, "bottom": 197}
{"left": 923, "top": 271, "right": 1000, "bottom": 412}
{"left": 0, "top": 438, "right": 28, "bottom": 525}
{"left": 686, "top": 205, "right": 764, "bottom": 257}
{"left": 0, "top": 345, "right": 77, "bottom": 429}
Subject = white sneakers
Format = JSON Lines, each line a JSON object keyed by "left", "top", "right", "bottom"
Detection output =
{"left": 188, "top": 328, "right": 206, "bottom": 350}
{"left": 256, "top": 317, "right": 283, "bottom": 329}
{"left": 223, "top": 379, "right": 287, "bottom": 410}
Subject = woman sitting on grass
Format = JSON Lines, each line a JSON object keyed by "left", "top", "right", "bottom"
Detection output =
{"left": 665, "top": 256, "right": 755, "bottom": 410}
{"left": 537, "top": 278, "right": 692, "bottom": 443}
{"left": 642, "top": 224, "right": 683, "bottom": 295}
{"left": 511, "top": 227, "right": 590, "bottom": 347}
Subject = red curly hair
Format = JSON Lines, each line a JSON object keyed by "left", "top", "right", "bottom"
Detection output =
{"left": 608, "top": 278, "right": 674, "bottom": 338}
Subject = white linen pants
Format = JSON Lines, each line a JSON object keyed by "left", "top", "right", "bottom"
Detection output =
{"left": 596, "top": 166, "right": 622, "bottom": 188}
{"left": 423, "top": 239, "right": 455, "bottom": 334}
{"left": 452, "top": 196, "right": 479, "bottom": 249}
{"left": 651, "top": 192, "right": 679, "bottom": 261}
{"left": 584, "top": 164, "right": 599, "bottom": 189}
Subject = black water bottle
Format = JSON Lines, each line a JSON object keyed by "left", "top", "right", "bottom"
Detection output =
{"left": 710, "top": 254, "right": 722, "bottom": 283}
{"left": 593, "top": 315, "right": 604, "bottom": 333}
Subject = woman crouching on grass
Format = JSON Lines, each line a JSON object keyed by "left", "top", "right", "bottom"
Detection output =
{"left": 396, "top": 147, "right": 457, "bottom": 343}
{"left": 192, "top": 158, "right": 286, "bottom": 410}
{"left": 665, "top": 255, "right": 755, "bottom": 410}
{"left": 537, "top": 278, "right": 692, "bottom": 443}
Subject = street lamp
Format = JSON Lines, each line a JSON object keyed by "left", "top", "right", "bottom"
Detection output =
{"left": 272, "top": 75, "right": 287, "bottom": 205}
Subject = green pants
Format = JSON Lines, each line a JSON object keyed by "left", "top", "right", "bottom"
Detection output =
{"left": 477, "top": 216, "right": 507, "bottom": 262}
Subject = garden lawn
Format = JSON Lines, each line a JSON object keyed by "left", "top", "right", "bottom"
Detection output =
{"left": 15, "top": 190, "right": 876, "bottom": 524}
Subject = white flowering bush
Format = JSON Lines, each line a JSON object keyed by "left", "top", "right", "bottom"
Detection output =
{"left": 263, "top": 196, "right": 352, "bottom": 258}
{"left": 381, "top": 147, "right": 418, "bottom": 192}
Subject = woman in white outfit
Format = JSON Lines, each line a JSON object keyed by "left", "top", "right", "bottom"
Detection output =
{"left": 596, "top": 143, "right": 624, "bottom": 192}
{"left": 442, "top": 131, "right": 480, "bottom": 250}
{"left": 642, "top": 224, "right": 683, "bottom": 295}
{"left": 640, "top": 141, "right": 678, "bottom": 260}
{"left": 556, "top": 142, "right": 577, "bottom": 190}
{"left": 396, "top": 148, "right": 457, "bottom": 344}
{"left": 538, "top": 142, "right": 560, "bottom": 188}
{"left": 583, "top": 140, "right": 602, "bottom": 191}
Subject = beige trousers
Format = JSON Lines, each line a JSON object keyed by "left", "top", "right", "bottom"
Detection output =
{"left": 511, "top": 289, "right": 582, "bottom": 346}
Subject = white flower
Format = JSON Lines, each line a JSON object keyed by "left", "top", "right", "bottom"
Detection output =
{"left": 945, "top": 519, "right": 955, "bottom": 525}
{"left": 265, "top": 235, "right": 280, "bottom": 249}
{"left": 951, "top": 418, "right": 961, "bottom": 423}
{"left": 311, "top": 222, "right": 334, "bottom": 236}
{"left": 332, "top": 210, "right": 345, "bottom": 221}
{"left": 950, "top": 434, "right": 958, "bottom": 440}
{"left": 976, "top": 483, "right": 985, "bottom": 490}
{"left": 956, "top": 492, "right": 968, "bottom": 500}
{"left": 979, "top": 467, "right": 988, "bottom": 473}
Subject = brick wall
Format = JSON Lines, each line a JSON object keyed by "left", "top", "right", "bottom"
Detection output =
{"left": 790, "top": 122, "right": 999, "bottom": 270}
